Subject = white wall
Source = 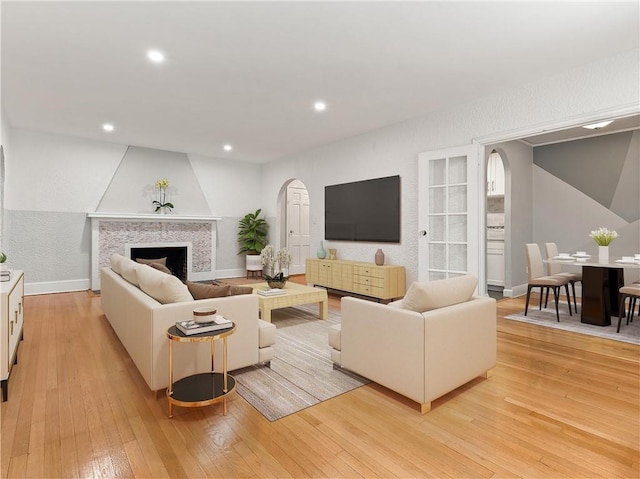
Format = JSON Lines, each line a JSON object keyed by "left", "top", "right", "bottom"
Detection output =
{"left": 260, "top": 49, "right": 640, "bottom": 287}
{"left": 2, "top": 49, "right": 638, "bottom": 292}
{"left": 3, "top": 130, "right": 262, "bottom": 291}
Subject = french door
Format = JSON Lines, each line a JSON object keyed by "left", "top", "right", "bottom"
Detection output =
{"left": 418, "top": 145, "right": 480, "bottom": 282}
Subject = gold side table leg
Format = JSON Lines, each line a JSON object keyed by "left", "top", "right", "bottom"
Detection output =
{"left": 168, "top": 339, "right": 174, "bottom": 418}
{"left": 223, "top": 336, "right": 228, "bottom": 415}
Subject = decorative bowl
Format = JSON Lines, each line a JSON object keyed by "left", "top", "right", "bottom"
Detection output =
{"left": 193, "top": 307, "right": 217, "bottom": 323}
{"left": 267, "top": 279, "right": 287, "bottom": 289}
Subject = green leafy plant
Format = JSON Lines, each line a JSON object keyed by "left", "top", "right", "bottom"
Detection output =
{"left": 238, "top": 209, "right": 269, "bottom": 255}
{"left": 152, "top": 178, "right": 174, "bottom": 212}
{"left": 0, "top": 252, "right": 6, "bottom": 263}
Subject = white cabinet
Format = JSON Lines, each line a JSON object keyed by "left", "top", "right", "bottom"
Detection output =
{"left": 1, "top": 270, "right": 24, "bottom": 401}
{"left": 487, "top": 153, "right": 505, "bottom": 196}
{"left": 487, "top": 242, "right": 505, "bottom": 286}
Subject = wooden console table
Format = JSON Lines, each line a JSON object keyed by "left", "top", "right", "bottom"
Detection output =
{"left": 306, "top": 258, "right": 405, "bottom": 301}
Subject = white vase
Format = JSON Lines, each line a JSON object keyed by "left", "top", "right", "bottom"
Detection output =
{"left": 598, "top": 245, "right": 609, "bottom": 263}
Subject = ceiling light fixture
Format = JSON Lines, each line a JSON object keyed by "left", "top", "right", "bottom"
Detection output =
{"left": 147, "top": 49, "right": 165, "bottom": 63}
{"left": 223, "top": 144, "right": 233, "bottom": 152}
{"left": 102, "top": 123, "right": 114, "bottom": 132}
{"left": 313, "top": 101, "right": 327, "bottom": 112}
{"left": 582, "top": 120, "right": 613, "bottom": 130}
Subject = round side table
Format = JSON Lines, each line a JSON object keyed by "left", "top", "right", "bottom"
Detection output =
{"left": 166, "top": 322, "right": 236, "bottom": 418}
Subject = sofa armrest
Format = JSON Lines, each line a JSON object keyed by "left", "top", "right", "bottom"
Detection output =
{"left": 341, "top": 296, "right": 426, "bottom": 404}
{"left": 422, "top": 295, "right": 496, "bottom": 403}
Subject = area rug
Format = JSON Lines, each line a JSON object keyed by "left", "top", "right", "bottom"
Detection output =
{"left": 232, "top": 304, "right": 369, "bottom": 421}
{"left": 505, "top": 304, "right": 640, "bottom": 345}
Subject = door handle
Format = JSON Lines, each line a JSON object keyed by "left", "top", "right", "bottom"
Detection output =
{"left": 419, "top": 230, "right": 427, "bottom": 237}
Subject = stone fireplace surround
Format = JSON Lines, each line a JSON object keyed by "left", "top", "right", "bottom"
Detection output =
{"left": 88, "top": 213, "right": 221, "bottom": 291}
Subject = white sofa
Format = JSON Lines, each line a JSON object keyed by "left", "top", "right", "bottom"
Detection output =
{"left": 329, "top": 275, "right": 496, "bottom": 413}
{"left": 101, "top": 256, "right": 275, "bottom": 393}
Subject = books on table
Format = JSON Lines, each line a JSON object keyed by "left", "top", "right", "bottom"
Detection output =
{"left": 176, "top": 315, "right": 232, "bottom": 335}
{"left": 0, "top": 269, "right": 11, "bottom": 282}
{"left": 257, "top": 288, "right": 287, "bottom": 296}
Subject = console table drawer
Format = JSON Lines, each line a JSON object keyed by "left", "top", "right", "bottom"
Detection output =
{"left": 354, "top": 275, "right": 384, "bottom": 288}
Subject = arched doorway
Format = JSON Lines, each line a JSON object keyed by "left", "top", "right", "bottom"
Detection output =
{"left": 277, "top": 179, "right": 310, "bottom": 276}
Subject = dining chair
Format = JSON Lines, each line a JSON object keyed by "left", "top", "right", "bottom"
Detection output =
{"left": 525, "top": 243, "right": 572, "bottom": 322}
{"left": 617, "top": 284, "right": 640, "bottom": 333}
{"left": 545, "top": 242, "right": 582, "bottom": 314}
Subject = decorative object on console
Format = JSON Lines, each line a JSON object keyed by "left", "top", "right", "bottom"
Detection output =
{"left": 152, "top": 178, "right": 174, "bottom": 213}
{"left": 328, "top": 248, "right": 337, "bottom": 260}
{"left": 317, "top": 240, "right": 326, "bottom": 259}
{"left": 261, "top": 245, "right": 292, "bottom": 288}
{"left": 0, "top": 252, "right": 7, "bottom": 271}
{"left": 374, "top": 248, "right": 385, "bottom": 266}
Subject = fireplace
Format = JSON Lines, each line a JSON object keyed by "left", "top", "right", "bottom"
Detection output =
{"left": 128, "top": 244, "right": 190, "bottom": 282}
{"left": 88, "top": 212, "right": 220, "bottom": 291}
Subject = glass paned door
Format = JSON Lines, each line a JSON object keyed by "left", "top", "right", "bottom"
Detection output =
{"left": 418, "top": 145, "right": 479, "bottom": 281}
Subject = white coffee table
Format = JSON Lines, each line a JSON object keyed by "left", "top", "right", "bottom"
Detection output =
{"left": 242, "top": 282, "right": 329, "bottom": 323}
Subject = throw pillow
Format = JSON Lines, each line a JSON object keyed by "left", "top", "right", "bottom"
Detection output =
{"left": 229, "top": 285, "right": 253, "bottom": 296}
{"left": 147, "top": 262, "right": 172, "bottom": 275}
{"left": 186, "top": 281, "right": 231, "bottom": 300}
{"left": 137, "top": 264, "right": 193, "bottom": 304}
{"left": 400, "top": 274, "right": 478, "bottom": 313}
{"left": 136, "top": 257, "right": 167, "bottom": 266}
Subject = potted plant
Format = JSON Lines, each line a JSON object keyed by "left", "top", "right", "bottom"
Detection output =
{"left": 0, "top": 252, "right": 7, "bottom": 271}
{"left": 238, "top": 209, "right": 269, "bottom": 275}
{"left": 261, "top": 245, "right": 292, "bottom": 288}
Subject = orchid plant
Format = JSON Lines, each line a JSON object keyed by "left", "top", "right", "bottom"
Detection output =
{"left": 260, "top": 245, "right": 292, "bottom": 282}
{"left": 589, "top": 227, "right": 618, "bottom": 246}
{"left": 152, "top": 178, "right": 174, "bottom": 212}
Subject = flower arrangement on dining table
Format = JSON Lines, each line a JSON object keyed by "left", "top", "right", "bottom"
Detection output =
{"left": 152, "top": 178, "right": 174, "bottom": 213}
{"left": 589, "top": 227, "right": 618, "bottom": 246}
{"left": 260, "top": 245, "right": 292, "bottom": 287}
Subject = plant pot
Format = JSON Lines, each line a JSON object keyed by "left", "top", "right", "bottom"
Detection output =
{"left": 267, "top": 279, "right": 287, "bottom": 289}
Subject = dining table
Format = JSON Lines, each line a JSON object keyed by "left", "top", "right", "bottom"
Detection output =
{"left": 546, "top": 254, "right": 640, "bottom": 326}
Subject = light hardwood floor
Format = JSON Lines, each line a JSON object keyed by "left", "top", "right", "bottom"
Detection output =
{"left": 1, "top": 277, "right": 638, "bottom": 478}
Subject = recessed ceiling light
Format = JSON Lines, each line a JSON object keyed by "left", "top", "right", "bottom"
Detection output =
{"left": 223, "top": 144, "right": 233, "bottom": 152}
{"left": 102, "top": 123, "right": 114, "bottom": 132}
{"left": 147, "top": 49, "right": 165, "bottom": 63}
{"left": 313, "top": 101, "right": 327, "bottom": 112}
{"left": 582, "top": 120, "right": 613, "bottom": 130}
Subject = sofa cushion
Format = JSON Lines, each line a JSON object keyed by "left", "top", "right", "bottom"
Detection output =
{"left": 119, "top": 257, "right": 140, "bottom": 287}
{"left": 146, "top": 262, "right": 172, "bottom": 275}
{"left": 229, "top": 285, "right": 253, "bottom": 296}
{"left": 186, "top": 281, "right": 230, "bottom": 299}
{"left": 400, "top": 275, "right": 478, "bottom": 313}
{"left": 110, "top": 253, "right": 125, "bottom": 275}
{"left": 258, "top": 320, "right": 277, "bottom": 348}
{"left": 137, "top": 264, "right": 193, "bottom": 304}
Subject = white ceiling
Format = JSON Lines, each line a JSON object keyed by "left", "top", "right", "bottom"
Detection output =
{"left": 2, "top": 1, "right": 639, "bottom": 163}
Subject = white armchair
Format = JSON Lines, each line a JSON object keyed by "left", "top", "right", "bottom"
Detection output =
{"left": 329, "top": 275, "right": 496, "bottom": 413}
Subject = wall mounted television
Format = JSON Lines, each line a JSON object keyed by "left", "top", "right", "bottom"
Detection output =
{"left": 325, "top": 175, "right": 401, "bottom": 243}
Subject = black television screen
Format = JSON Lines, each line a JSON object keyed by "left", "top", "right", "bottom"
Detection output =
{"left": 325, "top": 175, "right": 400, "bottom": 243}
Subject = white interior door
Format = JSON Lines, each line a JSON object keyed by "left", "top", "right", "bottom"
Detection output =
{"left": 418, "top": 145, "right": 480, "bottom": 282}
{"left": 286, "top": 181, "right": 310, "bottom": 275}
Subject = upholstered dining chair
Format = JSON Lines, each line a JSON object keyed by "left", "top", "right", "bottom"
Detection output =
{"left": 618, "top": 283, "right": 640, "bottom": 333}
{"left": 525, "top": 243, "right": 572, "bottom": 322}
{"left": 545, "top": 242, "right": 582, "bottom": 314}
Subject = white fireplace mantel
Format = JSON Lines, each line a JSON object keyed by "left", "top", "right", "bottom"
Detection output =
{"left": 89, "top": 212, "right": 221, "bottom": 290}
{"left": 88, "top": 212, "right": 221, "bottom": 222}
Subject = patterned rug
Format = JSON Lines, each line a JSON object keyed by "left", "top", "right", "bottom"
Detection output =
{"left": 505, "top": 303, "right": 640, "bottom": 345}
{"left": 232, "top": 304, "right": 368, "bottom": 421}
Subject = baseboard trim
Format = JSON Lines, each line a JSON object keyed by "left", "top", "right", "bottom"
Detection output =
{"left": 25, "top": 279, "right": 91, "bottom": 296}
